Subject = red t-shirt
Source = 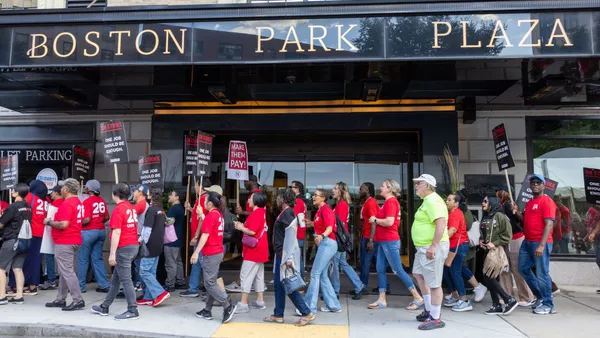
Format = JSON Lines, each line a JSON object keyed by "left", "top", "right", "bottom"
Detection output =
{"left": 134, "top": 199, "right": 148, "bottom": 219}
{"left": 52, "top": 196, "right": 83, "bottom": 245}
{"left": 314, "top": 204, "right": 336, "bottom": 241}
{"left": 52, "top": 198, "right": 64, "bottom": 208}
{"left": 524, "top": 195, "right": 557, "bottom": 243}
{"left": 552, "top": 208, "right": 563, "bottom": 242}
{"left": 110, "top": 200, "right": 139, "bottom": 248}
{"left": 191, "top": 193, "right": 208, "bottom": 238}
{"left": 361, "top": 197, "right": 380, "bottom": 239}
{"left": 294, "top": 197, "right": 307, "bottom": 240}
{"left": 586, "top": 207, "right": 600, "bottom": 233}
{"left": 242, "top": 207, "right": 269, "bottom": 263}
{"left": 334, "top": 200, "right": 350, "bottom": 232}
{"left": 246, "top": 189, "right": 262, "bottom": 212}
{"left": 83, "top": 195, "right": 109, "bottom": 231}
{"left": 27, "top": 193, "right": 47, "bottom": 238}
{"left": 374, "top": 198, "right": 401, "bottom": 242}
{"left": 0, "top": 201, "right": 8, "bottom": 215}
{"left": 201, "top": 208, "right": 224, "bottom": 256}
{"left": 559, "top": 205, "right": 571, "bottom": 234}
{"left": 448, "top": 208, "right": 468, "bottom": 248}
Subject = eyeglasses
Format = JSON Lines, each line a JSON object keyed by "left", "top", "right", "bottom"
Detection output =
{"left": 312, "top": 193, "right": 323, "bottom": 198}
{"left": 530, "top": 181, "right": 544, "bottom": 186}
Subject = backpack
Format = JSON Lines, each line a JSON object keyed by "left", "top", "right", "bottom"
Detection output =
{"left": 14, "top": 204, "right": 33, "bottom": 253}
{"left": 467, "top": 220, "right": 481, "bottom": 247}
{"left": 222, "top": 210, "right": 236, "bottom": 244}
{"left": 334, "top": 215, "right": 352, "bottom": 253}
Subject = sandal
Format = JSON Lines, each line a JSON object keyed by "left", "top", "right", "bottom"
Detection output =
{"left": 367, "top": 301, "right": 387, "bottom": 309}
{"left": 406, "top": 300, "right": 424, "bottom": 311}
{"left": 263, "top": 315, "right": 284, "bottom": 324}
{"left": 294, "top": 313, "right": 314, "bottom": 327}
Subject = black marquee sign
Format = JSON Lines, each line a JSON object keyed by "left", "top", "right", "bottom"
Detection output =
{"left": 0, "top": 11, "right": 597, "bottom": 67}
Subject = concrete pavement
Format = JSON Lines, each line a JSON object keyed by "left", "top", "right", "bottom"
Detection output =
{"left": 0, "top": 284, "right": 598, "bottom": 337}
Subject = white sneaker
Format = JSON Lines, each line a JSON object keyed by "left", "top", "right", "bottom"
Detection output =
{"left": 473, "top": 284, "right": 488, "bottom": 303}
{"left": 444, "top": 293, "right": 453, "bottom": 301}
{"left": 452, "top": 299, "right": 473, "bottom": 312}
{"left": 519, "top": 299, "right": 536, "bottom": 307}
{"left": 319, "top": 306, "right": 342, "bottom": 313}
{"left": 234, "top": 302, "right": 249, "bottom": 314}
{"left": 225, "top": 282, "right": 242, "bottom": 293}
{"left": 443, "top": 297, "right": 459, "bottom": 307}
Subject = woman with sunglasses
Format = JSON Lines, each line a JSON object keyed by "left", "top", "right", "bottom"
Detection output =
{"left": 368, "top": 179, "right": 424, "bottom": 310}
{"left": 303, "top": 189, "right": 342, "bottom": 315}
{"left": 480, "top": 196, "right": 518, "bottom": 316}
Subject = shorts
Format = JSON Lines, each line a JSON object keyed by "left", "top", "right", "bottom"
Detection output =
{"left": 412, "top": 241, "right": 450, "bottom": 288}
{"left": 0, "top": 239, "right": 27, "bottom": 271}
{"left": 240, "top": 260, "right": 265, "bottom": 293}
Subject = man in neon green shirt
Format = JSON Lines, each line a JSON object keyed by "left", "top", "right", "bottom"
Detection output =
{"left": 412, "top": 174, "right": 449, "bottom": 331}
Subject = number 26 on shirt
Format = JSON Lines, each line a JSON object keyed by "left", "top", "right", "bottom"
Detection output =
{"left": 126, "top": 209, "right": 138, "bottom": 228}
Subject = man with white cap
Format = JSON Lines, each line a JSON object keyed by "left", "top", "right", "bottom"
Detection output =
{"left": 411, "top": 174, "right": 449, "bottom": 330}
{"left": 78, "top": 179, "right": 110, "bottom": 293}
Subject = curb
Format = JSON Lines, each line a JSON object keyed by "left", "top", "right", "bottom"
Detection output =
{"left": 0, "top": 323, "right": 206, "bottom": 338}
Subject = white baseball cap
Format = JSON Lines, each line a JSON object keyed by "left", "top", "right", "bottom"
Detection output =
{"left": 413, "top": 174, "right": 437, "bottom": 188}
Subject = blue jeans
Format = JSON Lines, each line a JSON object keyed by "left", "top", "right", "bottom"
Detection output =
{"left": 519, "top": 241, "right": 554, "bottom": 308}
{"left": 45, "top": 254, "right": 56, "bottom": 282}
{"left": 376, "top": 240, "right": 415, "bottom": 292}
{"left": 331, "top": 252, "right": 365, "bottom": 294}
{"left": 188, "top": 246, "right": 203, "bottom": 293}
{"left": 141, "top": 256, "right": 165, "bottom": 300}
{"left": 273, "top": 254, "right": 311, "bottom": 318}
{"left": 443, "top": 243, "right": 472, "bottom": 297}
{"left": 77, "top": 229, "right": 110, "bottom": 291}
{"left": 304, "top": 237, "right": 340, "bottom": 313}
{"left": 360, "top": 238, "right": 389, "bottom": 288}
{"left": 298, "top": 239, "right": 305, "bottom": 280}
{"left": 559, "top": 234, "right": 570, "bottom": 254}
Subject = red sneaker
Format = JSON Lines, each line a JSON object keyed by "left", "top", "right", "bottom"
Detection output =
{"left": 136, "top": 299, "right": 153, "bottom": 306}
{"left": 152, "top": 291, "right": 170, "bottom": 307}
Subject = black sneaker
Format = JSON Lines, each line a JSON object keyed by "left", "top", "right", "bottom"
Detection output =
{"left": 200, "top": 286, "right": 207, "bottom": 292}
{"left": 485, "top": 304, "right": 503, "bottom": 315}
{"left": 222, "top": 303, "right": 236, "bottom": 323}
{"left": 91, "top": 305, "right": 109, "bottom": 316}
{"left": 196, "top": 309, "right": 213, "bottom": 320}
{"left": 164, "top": 286, "right": 175, "bottom": 293}
{"left": 8, "top": 297, "right": 24, "bottom": 305}
{"left": 180, "top": 290, "right": 199, "bottom": 298}
{"left": 62, "top": 300, "right": 85, "bottom": 311}
{"left": 175, "top": 284, "right": 188, "bottom": 290}
{"left": 352, "top": 287, "right": 369, "bottom": 300}
{"left": 0, "top": 298, "right": 8, "bottom": 305}
{"left": 45, "top": 300, "right": 67, "bottom": 308}
{"left": 114, "top": 310, "right": 139, "bottom": 321}
{"left": 96, "top": 287, "right": 110, "bottom": 293}
{"left": 416, "top": 310, "right": 430, "bottom": 322}
{"left": 503, "top": 298, "right": 518, "bottom": 316}
{"left": 136, "top": 294, "right": 145, "bottom": 301}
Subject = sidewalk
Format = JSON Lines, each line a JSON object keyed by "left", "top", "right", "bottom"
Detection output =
{"left": 0, "top": 285, "right": 598, "bottom": 337}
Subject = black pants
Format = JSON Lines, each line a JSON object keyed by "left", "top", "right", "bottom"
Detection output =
{"left": 482, "top": 273, "right": 511, "bottom": 305}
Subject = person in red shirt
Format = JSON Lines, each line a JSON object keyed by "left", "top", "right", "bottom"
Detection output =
{"left": 303, "top": 188, "right": 341, "bottom": 314}
{"left": 7, "top": 180, "right": 47, "bottom": 296}
{"left": 290, "top": 181, "right": 307, "bottom": 279}
{"left": 358, "top": 182, "right": 385, "bottom": 292}
{"left": 233, "top": 192, "right": 269, "bottom": 313}
{"left": 367, "top": 179, "right": 423, "bottom": 311}
{"left": 43, "top": 178, "right": 84, "bottom": 311}
{"left": 553, "top": 196, "right": 572, "bottom": 253}
{"left": 181, "top": 179, "right": 211, "bottom": 298}
{"left": 518, "top": 174, "right": 557, "bottom": 315}
{"left": 228, "top": 175, "right": 262, "bottom": 293}
{"left": 330, "top": 182, "right": 367, "bottom": 299}
{"left": 0, "top": 200, "right": 8, "bottom": 215}
{"left": 191, "top": 191, "right": 236, "bottom": 324}
{"left": 442, "top": 193, "right": 479, "bottom": 312}
{"left": 77, "top": 180, "right": 110, "bottom": 294}
{"left": 92, "top": 183, "right": 140, "bottom": 320}
{"left": 40, "top": 185, "right": 63, "bottom": 291}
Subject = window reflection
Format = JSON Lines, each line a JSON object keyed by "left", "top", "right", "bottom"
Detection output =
{"left": 532, "top": 119, "right": 600, "bottom": 256}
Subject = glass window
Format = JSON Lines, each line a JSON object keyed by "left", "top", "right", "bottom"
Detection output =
{"left": 531, "top": 119, "right": 600, "bottom": 257}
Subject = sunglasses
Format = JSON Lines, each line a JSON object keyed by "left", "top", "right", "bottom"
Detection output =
{"left": 482, "top": 200, "right": 489, "bottom": 204}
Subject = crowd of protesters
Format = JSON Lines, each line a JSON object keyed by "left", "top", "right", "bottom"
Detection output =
{"left": 0, "top": 170, "right": 598, "bottom": 330}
